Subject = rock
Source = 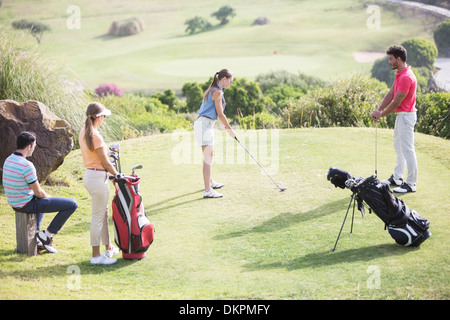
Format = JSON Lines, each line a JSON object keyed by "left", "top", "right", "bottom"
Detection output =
{"left": 108, "top": 17, "right": 144, "bottom": 37}
{"left": 0, "top": 100, "right": 74, "bottom": 182}
{"left": 253, "top": 17, "right": 270, "bottom": 25}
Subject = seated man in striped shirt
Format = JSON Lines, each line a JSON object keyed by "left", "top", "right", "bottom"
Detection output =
{"left": 2, "top": 131, "right": 78, "bottom": 253}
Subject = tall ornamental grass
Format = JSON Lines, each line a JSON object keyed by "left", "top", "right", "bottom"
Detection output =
{"left": 0, "top": 32, "right": 126, "bottom": 146}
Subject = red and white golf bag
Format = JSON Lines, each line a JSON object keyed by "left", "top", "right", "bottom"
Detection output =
{"left": 112, "top": 176, "right": 154, "bottom": 260}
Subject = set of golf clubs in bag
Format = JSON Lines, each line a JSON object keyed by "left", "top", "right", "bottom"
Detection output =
{"left": 326, "top": 124, "right": 431, "bottom": 251}
{"left": 108, "top": 143, "right": 154, "bottom": 260}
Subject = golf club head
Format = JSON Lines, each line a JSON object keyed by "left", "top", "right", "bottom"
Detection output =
{"left": 279, "top": 187, "right": 287, "bottom": 192}
{"left": 132, "top": 164, "right": 143, "bottom": 174}
{"left": 109, "top": 143, "right": 120, "bottom": 153}
{"left": 108, "top": 152, "right": 119, "bottom": 160}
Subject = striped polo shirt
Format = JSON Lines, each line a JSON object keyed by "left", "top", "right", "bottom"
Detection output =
{"left": 2, "top": 152, "right": 38, "bottom": 208}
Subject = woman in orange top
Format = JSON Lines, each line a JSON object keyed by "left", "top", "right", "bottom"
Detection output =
{"left": 79, "top": 102, "right": 120, "bottom": 265}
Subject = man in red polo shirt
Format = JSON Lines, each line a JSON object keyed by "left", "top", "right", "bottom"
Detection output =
{"left": 372, "top": 45, "right": 418, "bottom": 193}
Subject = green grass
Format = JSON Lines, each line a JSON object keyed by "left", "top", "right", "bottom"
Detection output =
{"left": 0, "top": 0, "right": 442, "bottom": 91}
{"left": 1, "top": 128, "right": 449, "bottom": 299}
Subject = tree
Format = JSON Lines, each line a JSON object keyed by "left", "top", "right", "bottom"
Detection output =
{"left": 181, "top": 82, "right": 203, "bottom": 112}
{"left": 12, "top": 19, "right": 50, "bottom": 44}
{"left": 222, "top": 77, "right": 272, "bottom": 117}
{"left": 184, "top": 16, "right": 212, "bottom": 34}
{"left": 211, "top": 5, "right": 236, "bottom": 25}
{"left": 151, "top": 89, "right": 181, "bottom": 111}
{"left": 371, "top": 56, "right": 395, "bottom": 87}
{"left": 434, "top": 19, "right": 450, "bottom": 56}
{"left": 401, "top": 38, "right": 438, "bottom": 70}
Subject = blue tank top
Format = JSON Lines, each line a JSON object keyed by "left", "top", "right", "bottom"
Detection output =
{"left": 198, "top": 85, "right": 226, "bottom": 120}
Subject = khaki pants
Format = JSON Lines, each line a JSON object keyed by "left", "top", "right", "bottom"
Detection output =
{"left": 84, "top": 169, "right": 111, "bottom": 247}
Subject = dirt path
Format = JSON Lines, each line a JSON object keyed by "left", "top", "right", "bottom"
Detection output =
{"left": 384, "top": 0, "right": 450, "bottom": 17}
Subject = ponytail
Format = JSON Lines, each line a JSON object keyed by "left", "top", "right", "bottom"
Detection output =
{"left": 83, "top": 102, "right": 105, "bottom": 151}
{"left": 203, "top": 69, "right": 233, "bottom": 102}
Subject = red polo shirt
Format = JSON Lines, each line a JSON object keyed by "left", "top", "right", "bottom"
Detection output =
{"left": 393, "top": 65, "right": 417, "bottom": 113}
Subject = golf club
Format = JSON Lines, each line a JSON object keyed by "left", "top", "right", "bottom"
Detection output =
{"left": 109, "top": 143, "right": 121, "bottom": 173}
{"left": 108, "top": 152, "right": 118, "bottom": 171}
{"left": 235, "top": 137, "right": 287, "bottom": 192}
{"left": 375, "top": 121, "right": 378, "bottom": 177}
{"left": 132, "top": 164, "right": 143, "bottom": 175}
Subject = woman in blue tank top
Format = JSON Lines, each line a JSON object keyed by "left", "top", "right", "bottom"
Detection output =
{"left": 194, "top": 69, "right": 236, "bottom": 198}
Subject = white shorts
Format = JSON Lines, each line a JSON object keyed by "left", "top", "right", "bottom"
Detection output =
{"left": 194, "top": 116, "right": 216, "bottom": 146}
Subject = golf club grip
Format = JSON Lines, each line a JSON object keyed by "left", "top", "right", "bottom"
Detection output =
{"left": 109, "top": 175, "right": 139, "bottom": 181}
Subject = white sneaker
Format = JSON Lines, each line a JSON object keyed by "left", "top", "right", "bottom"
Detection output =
{"left": 105, "top": 245, "right": 120, "bottom": 258}
{"left": 211, "top": 179, "right": 224, "bottom": 189}
{"left": 90, "top": 254, "right": 117, "bottom": 265}
{"left": 203, "top": 189, "right": 223, "bottom": 198}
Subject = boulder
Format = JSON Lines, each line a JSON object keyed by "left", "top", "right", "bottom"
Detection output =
{"left": 108, "top": 17, "right": 144, "bottom": 37}
{"left": 0, "top": 100, "right": 74, "bottom": 182}
{"left": 253, "top": 17, "right": 270, "bottom": 25}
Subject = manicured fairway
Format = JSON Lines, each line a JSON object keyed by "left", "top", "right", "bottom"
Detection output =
{"left": 0, "top": 128, "right": 448, "bottom": 299}
{"left": 0, "top": 0, "right": 439, "bottom": 90}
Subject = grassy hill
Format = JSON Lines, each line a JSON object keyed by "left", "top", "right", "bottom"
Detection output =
{"left": 0, "top": 128, "right": 448, "bottom": 299}
{"left": 0, "top": 0, "right": 442, "bottom": 91}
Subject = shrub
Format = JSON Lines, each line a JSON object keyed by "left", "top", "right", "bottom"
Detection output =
{"left": 280, "top": 74, "right": 389, "bottom": 128}
{"left": 401, "top": 38, "right": 438, "bottom": 70}
{"left": 182, "top": 82, "right": 204, "bottom": 113}
{"left": 371, "top": 56, "right": 395, "bottom": 87}
{"left": 220, "top": 77, "right": 274, "bottom": 118}
{"left": 96, "top": 93, "right": 191, "bottom": 135}
{"left": 416, "top": 91, "right": 450, "bottom": 139}
{"left": 95, "top": 83, "right": 123, "bottom": 97}
{"left": 256, "top": 70, "right": 326, "bottom": 93}
{"left": 256, "top": 70, "right": 326, "bottom": 113}
{"left": 238, "top": 111, "right": 282, "bottom": 130}
{"left": 434, "top": 19, "right": 450, "bottom": 56}
{"left": 151, "top": 89, "right": 186, "bottom": 112}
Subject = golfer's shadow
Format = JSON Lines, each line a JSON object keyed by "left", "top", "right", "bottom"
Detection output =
{"left": 214, "top": 198, "right": 350, "bottom": 240}
{"left": 144, "top": 189, "right": 204, "bottom": 216}
{"left": 242, "top": 243, "right": 413, "bottom": 271}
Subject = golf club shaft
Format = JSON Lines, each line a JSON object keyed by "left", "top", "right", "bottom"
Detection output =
{"left": 235, "top": 137, "right": 284, "bottom": 190}
{"left": 375, "top": 121, "right": 378, "bottom": 176}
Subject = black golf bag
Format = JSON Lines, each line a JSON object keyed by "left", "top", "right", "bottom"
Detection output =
{"left": 327, "top": 168, "right": 431, "bottom": 247}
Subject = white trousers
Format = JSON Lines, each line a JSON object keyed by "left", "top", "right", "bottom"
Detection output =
{"left": 393, "top": 112, "right": 418, "bottom": 186}
{"left": 84, "top": 169, "right": 111, "bottom": 246}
